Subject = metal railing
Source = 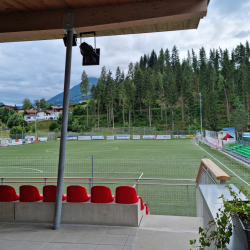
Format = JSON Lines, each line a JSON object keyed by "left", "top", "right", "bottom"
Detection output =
{"left": 196, "top": 158, "right": 231, "bottom": 217}
{"left": 0, "top": 176, "right": 196, "bottom": 217}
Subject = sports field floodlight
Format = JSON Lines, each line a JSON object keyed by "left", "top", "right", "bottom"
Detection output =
{"left": 199, "top": 93, "right": 202, "bottom": 137}
{"left": 79, "top": 32, "right": 100, "bottom": 66}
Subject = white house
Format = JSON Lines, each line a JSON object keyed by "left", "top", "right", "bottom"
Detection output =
{"left": 24, "top": 110, "right": 61, "bottom": 123}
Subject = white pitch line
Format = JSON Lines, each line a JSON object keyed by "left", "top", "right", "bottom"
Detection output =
{"left": 133, "top": 172, "right": 144, "bottom": 188}
{"left": 0, "top": 167, "right": 43, "bottom": 173}
{"left": 198, "top": 145, "right": 250, "bottom": 187}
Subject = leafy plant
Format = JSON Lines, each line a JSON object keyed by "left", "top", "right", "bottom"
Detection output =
{"left": 49, "top": 121, "right": 59, "bottom": 131}
{"left": 190, "top": 185, "right": 250, "bottom": 250}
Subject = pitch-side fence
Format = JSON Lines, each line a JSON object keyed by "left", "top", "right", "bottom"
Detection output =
{"left": 0, "top": 156, "right": 249, "bottom": 216}
{"left": 0, "top": 128, "right": 201, "bottom": 140}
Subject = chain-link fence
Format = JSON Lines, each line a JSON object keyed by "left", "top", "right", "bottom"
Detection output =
{"left": 91, "top": 127, "right": 198, "bottom": 136}
{"left": 1, "top": 155, "right": 249, "bottom": 216}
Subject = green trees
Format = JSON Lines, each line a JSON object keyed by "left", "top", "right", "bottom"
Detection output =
{"left": 0, "top": 107, "right": 9, "bottom": 124}
{"left": 80, "top": 70, "right": 90, "bottom": 127}
{"left": 231, "top": 97, "right": 248, "bottom": 132}
{"left": 61, "top": 40, "right": 250, "bottom": 132}
{"left": 40, "top": 98, "right": 47, "bottom": 109}
{"left": 9, "top": 125, "right": 24, "bottom": 139}
{"left": 7, "top": 113, "right": 27, "bottom": 129}
{"left": 49, "top": 121, "right": 59, "bottom": 131}
{"left": 22, "top": 98, "right": 32, "bottom": 110}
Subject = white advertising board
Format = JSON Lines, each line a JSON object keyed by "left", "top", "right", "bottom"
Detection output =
{"left": 92, "top": 136, "right": 104, "bottom": 140}
{"left": 38, "top": 137, "right": 47, "bottom": 142}
{"left": 155, "top": 135, "right": 171, "bottom": 139}
{"left": 133, "top": 135, "right": 140, "bottom": 140}
{"left": 1, "top": 140, "right": 11, "bottom": 146}
{"left": 116, "top": 135, "right": 130, "bottom": 140}
{"left": 107, "top": 136, "right": 114, "bottom": 140}
{"left": 243, "top": 133, "right": 250, "bottom": 137}
{"left": 78, "top": 136, "right": 91, "bottom": 140}
{"left": 11, "top": 139, "right": 23, "bottom": 145}
{"left": 143, "top": 135, "right": 156, "bottom": 139}
{"left": 67, "top": 136, "right": 77, "bottom": 140}
{"left": 25, "top": 136, "right": 35, "bottom": 143}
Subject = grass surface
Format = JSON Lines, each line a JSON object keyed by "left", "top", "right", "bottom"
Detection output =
{"left": 0, "top": 138, "right": 249, "bottom": 216}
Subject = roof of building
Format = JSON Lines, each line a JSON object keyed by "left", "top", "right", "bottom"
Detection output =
{"left": 25, "top": 110, "right": 38, "bottom": 114}
{"left": 50, "top": 106, "right": 63, "bottom": 109}
{"left": 0, "top": 0, "right": 209, "bottom": 43}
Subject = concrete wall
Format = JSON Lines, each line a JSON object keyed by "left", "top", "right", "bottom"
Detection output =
{"left": 0, "top": 202, "right": 15, "bottom": 222}
{"left": 0, "top": 201, "right": 143, "bottom": 227}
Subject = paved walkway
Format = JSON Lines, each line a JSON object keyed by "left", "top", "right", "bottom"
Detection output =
{"left": 0, "top": 215, "right": 202, "bottom": 250}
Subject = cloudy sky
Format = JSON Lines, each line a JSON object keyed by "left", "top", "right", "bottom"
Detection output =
{"left": 0, "top": 0, "right": 250, "bottom": 106}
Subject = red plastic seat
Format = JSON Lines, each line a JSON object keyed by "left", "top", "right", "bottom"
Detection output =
{"left": 19, "top": 185, "right": 43, "bottom": 202}
{"left": 43, "top": 185, "right": 67, "bottom": 202}
{"left": 144, "top": 203, "right": 149, "bottom": 215}
{"left": 139, "top": 196, "right": 144, "bottom": 210}
{"left": 0, "top": 185, "right": 19, "bottom": 202}
{"left": 67, "top": 185, "right": 90, "bottom": 203}
{"left": 91, "top": 185, "right": 114, "bottom": 203}
{"left": 115, "top": 186, "right": 139, "bottom": 204}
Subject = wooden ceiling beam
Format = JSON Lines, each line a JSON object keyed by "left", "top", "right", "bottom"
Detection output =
{"left": 0, "top": 0, "right": 207, "bottom": 41}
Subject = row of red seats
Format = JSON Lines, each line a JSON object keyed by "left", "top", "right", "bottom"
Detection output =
{"left": 0, "top": 185, "right": 149, "bottom": 214}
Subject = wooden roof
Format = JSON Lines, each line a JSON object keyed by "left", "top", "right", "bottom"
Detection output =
{"left": 0, "top": 0, "right": 209, "bottom": 43}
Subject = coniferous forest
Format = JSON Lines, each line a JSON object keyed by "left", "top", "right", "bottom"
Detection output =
{"left": 75, "top": 41, "right": 250, "bottom": 132}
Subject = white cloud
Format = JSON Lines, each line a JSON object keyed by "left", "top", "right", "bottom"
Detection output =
{"left": 0, "top": 0, "right": 249, "bottom": 105}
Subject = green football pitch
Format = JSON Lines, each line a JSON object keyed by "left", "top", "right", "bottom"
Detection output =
{"left": 0, "top": 139, "right": 249, "bottom": 216}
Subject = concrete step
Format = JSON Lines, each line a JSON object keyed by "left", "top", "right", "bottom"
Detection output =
{"left": 132, "top": 215, "right": 202, "bottom": 250}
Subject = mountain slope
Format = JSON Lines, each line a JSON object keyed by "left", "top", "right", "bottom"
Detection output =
{"left": 47, "top": 77, "right": 98, "bottom": 105}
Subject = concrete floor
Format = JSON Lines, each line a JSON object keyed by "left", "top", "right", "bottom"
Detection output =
{"left": 0, "top": 215, "right": 202, "bottom": 250}
{"left": 133, "top": 215, "right": 203, "bottom": 250}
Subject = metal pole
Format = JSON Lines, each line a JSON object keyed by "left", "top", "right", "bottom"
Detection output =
{"left": 199, "top": 93, "right": 202, "bottom": 138}
{"left": 54, "top": 28, "right": 73, "bottom": 230}
{"left": 0, "top": 115, "right": 2, "bottom": 141}
{"left": 35, "top": 106, "right": 37, "bottom": 139}
{"left": 187, "top": 181, "right": 189, "bottom": 217}
{"left": 22, "top": 123, "right": 24, "bottom": 141}
{"left": 92, "top": 155, "right": 94, "bottom": 187}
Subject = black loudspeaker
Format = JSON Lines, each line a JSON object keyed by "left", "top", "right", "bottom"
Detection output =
{"left": 80, "top": 42, "right": 100, "bottom": 66}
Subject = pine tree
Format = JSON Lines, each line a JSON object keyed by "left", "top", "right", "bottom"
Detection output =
{"left": 124, "top": 76, "right": 135, "bottom": 127}
{"left": 80, "top": 70, "right": 90, "bottom": 127}
{"left": 157, "top": 48, "right": 165, "bottom": 73}
{"left": 165, "top": 68, "right": 177, "bottom": 131}
{"left": 231, "top": 96, "right": 248, "bottom": 132}
{"left": 134, "top": 67, "right": 143, "bottom": 114}
{"left": 148, "top": 50, "right": 157, "bottom": 69}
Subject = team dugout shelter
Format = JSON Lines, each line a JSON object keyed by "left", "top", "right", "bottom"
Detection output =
{"left": 0, "top": 0, "right": 210, "bottom": 229}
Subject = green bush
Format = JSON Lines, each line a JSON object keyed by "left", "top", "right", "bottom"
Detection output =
{"left": 9, "top": 125, "right": 24, "bottom": 139}
{"left": 31, "top": 125, "right": 35, "bottom": 133}
{"left": 49, "top": 121, "right": 59, "bottom": 131}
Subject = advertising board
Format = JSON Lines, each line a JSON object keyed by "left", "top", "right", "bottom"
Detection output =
{"left": 243, "top": 133, "right": 250, "bottom": 137}
{"left": 223, "top": 127, "right": 235, "bottom": 142}
{"left": 143, "top": 135, "right": 156, "bottom": 139}
{"left": 155, "top": 135, "right": 171, "bottom": 139}
{"left": 92, "top": 136, "right": 104, "bottom": 140}
{"left": 38, "top": 137, "right": 48, "bottom": 142}
{"left": 107, "top": 136, "right": 114, "bottom": 140}
{"left": 116, "top": 135, "right": 130, "bottom": 140}
{"left": 11, "top": 139, "right": 23, "bottom": 145}
{"left": 186, "top": 135, "right": 196, "bottom": 138}
{"left": 78, "top": 136, "right": 91, "bottom": 140}
{"left": 25, "top": 136, "right": 35, "bottom": 143}
{"left": 133, "top": 135, "right": 140, "bottom": 140}
{"left": 67, "top": 136, "right": 77, "bottom": 140}
{"left": 1, "top": 140, "right": 12, "bottom": 146}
